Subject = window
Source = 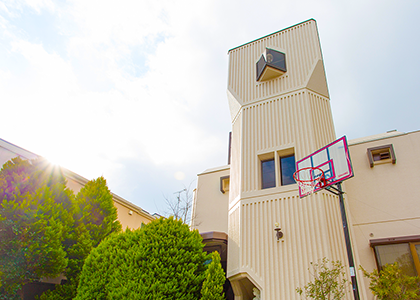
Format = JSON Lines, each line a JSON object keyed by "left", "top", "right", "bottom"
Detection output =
{"left": 260, "top": 150, "right": 296, "bottom": 189}
{"left": 220, "top": 176, "right": 230, "bottom": 194}
{"left": 261, "top": 159, "right": 276, "bottom": 189}
{"left": 371, "top": 235, "right": 420, "bottom": 276}
{"left": 280, "top": 155, "right": 295, "bottom": 186}
{"left": 367, "top": 144, "right": 396, "bottom": 167}
{"left": 256, "top": 48, "right": 287, "bottom": 81}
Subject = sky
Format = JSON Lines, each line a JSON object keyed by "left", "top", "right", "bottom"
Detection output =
{"left": 1, "top": 0, "right": 419, "bottom": 215}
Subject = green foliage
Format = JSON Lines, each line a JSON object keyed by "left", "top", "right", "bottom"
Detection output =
{"left": 74, "top": 176, "right": 122, "bottom": 243}
{"left": 0, "top": 157, "right": 121, "bottom": 300}
{"left": 64, "top": 176, "right": 121, "bottom": 280}
{"left": 201, "top": 251, "right": 225, "bottom": 300}
{"left": 361, "top": 262, "right": 420, "bottom": 299}
{"left": 296, "top": 258, "right": 349, "bottom": 300}
{"left": 40, "top": 177, "right": 121, "bottom": 300}
{"left": 38, "top": 281, "right": 78, "bottom": 300}
{"left": 0, "top": 158, "right": 72, "bottom": 299}
{"left": 76, "top": 217, "right": 215, "bottom": 300}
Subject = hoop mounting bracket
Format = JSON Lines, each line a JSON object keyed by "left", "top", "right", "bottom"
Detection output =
{"left": 325, "top": 184, "right": 344, "bottom": 196}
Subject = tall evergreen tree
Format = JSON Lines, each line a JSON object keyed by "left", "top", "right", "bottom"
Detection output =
{"left": 0, "top": 157, "right": 121, "bottom": 300}
{"left": 0, "top": 158, "right": 73, "bottom": 299}
{"left": 201, "top": 251, "right": 226, "bottom": 300}
{"left": 40, "top": 177, "right": 121, "bottom": 300}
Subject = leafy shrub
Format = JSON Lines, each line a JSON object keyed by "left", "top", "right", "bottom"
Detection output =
{"left": 76, "top": 217, "right": 220, "bottom": 300}
{"left": 201, "top": 251, "right": 225, "bottom": 300}
{"left": 296, "top": 257, "right": 349, "bottom": 300}
{"left": 361, "top": 262, "right": 420, "bottom": 300}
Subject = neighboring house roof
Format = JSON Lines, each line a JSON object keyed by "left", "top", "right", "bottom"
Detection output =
{"left": 0, "top": 138, "right": 154, "bottom": 220}
{"left": 0, "top": 138, "right": 39, "bottom": 162}
{"left": 198, "top": 165, "right": 230, "bottom": 176}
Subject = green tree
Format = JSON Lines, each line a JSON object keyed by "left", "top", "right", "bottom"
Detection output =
{"left": 40, "top": 177, "right": 121, "bottom": 300}
{"left": 76, "top": 217, "right": 223, "bottom": 300}
{"left": 0, "top": 157, "right": 121, "bottom": 300}
{"left": 201, "top": 251, "right": 225, "bottom": 300}
{"left": 361, "top": 262, "right": 420, "bottom": 299}
{"left": 0, "top": 158, "right": 73, "bottom": 299}
{"left": 296, "top": 258, "right": 349, "bottom": 300}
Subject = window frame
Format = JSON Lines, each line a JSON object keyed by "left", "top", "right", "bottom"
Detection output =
{"left": 259, "top": 149, "right": 296, "bottom": 189}
{"left": 370, "top": 235, "right": 420, "bottom": 276}
{"left": 220, "top": 176, "right": 230, "bottom": 194}
{"left": 410, "top": 242, "right": 420, "bottom": 276}
{"left": 279, "top": 154, "right": 296, "bottom": 186}
{"left": 367, "top": 144, "right": 396, "bottom": 167}
{"left": 261, "top": 158, "right": 276, "bottom": 189}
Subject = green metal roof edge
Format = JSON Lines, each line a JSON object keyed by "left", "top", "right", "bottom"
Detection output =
{"left": 228, "top": 18, "right": 316, "bottom": 53}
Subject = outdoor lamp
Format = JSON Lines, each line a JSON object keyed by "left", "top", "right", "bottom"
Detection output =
{"left": 274, "top": 223, "right": 283, "bottom": 240}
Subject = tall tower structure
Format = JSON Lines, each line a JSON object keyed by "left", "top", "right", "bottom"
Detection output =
{"left": 226, "top": 19, "right": 354, "bottom": 299}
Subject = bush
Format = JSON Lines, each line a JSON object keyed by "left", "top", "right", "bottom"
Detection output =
{"left": 75, "top": 217, "right": 219, "bottom": 300}
{"left": 201, "top": 251, "right": 225, "bottom": 300}
{"left": 361, "top": 262, "right": 420, "bottom": 300}
{"left": 296, "top": 258, "right": 349, "bottom": 300}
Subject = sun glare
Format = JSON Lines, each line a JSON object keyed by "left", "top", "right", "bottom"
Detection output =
{"left": 43, "top": 151, "right": 76, "bottom": 173}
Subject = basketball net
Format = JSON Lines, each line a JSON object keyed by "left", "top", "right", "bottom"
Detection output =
{"left": 293, "top": 167, "right": 326, "bottom": 196}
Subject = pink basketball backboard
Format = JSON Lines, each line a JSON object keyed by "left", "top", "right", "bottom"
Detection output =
{"left": 295, "top": 136, "right": 353, "bottom": 197}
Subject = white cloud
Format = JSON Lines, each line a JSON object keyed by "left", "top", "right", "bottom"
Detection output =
{"left": 10, "top": 39, "right": 77, "bottom": 89}
{"left": 1, "top": 0, "right": 419, "bottom": 213}
{"left": 68, "top": 0, "right": 170, "bottom": 46}
{"left": 0, "top": 0, "right": 55, "bottom": 15}
{"left": 23, "top": 0, "right": 55, "bottom": 13}
{"left": 1, "top": 0, "right": 225, "bottom": 179}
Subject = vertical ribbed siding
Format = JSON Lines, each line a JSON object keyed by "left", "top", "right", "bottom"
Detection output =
{"left": 228, "top": 20, "right": 322, "bottom": 105}
{"left": 240, "top": 193, "right": 351, "bottom": 299}
{"left": 241, "top": 91, "right": 334, "bottom": 192}
{"left": 225, "top": 19, "right": 353, "bottom": 300}
{"left": 229, "top": 111, "right": 242, "bottom": 205}
{"left": 308, "top": 91, "right": 336, "bottom": 149}
{"left": 227, "top": 205, "right": 241, "bottom": 275}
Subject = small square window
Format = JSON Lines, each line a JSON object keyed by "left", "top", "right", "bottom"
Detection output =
{"left": 256, "top": 48, "right": 287, "bottom": 81}
{"left": 367, "top": 144, "right": 396, "bottom": 167}
{"left": 220, "top": 176, "right": 230, "bottom": 194}
{"left": 259, "top": 150, "right": 296, "bottom": 189}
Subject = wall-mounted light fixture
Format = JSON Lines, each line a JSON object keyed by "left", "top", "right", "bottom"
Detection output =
{"left": 274, "top": 222, "right": 283, "bottom": 241}
{"left": 128, "top": 210, "right": 133, "bottom": 215}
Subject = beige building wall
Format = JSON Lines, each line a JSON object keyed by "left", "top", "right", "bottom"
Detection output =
{"left": 192, "top": 19, "right": 420, "bottom": 300}
{"left": 224, "top": 19, "right": 359, "bottom": 299}
{"left": 345, "top": 130, "right": 420, "bottom": 297}
{"left": 191, "top": 165, "right": 230, "bottom": 234}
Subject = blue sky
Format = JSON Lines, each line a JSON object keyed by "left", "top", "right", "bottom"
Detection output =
{"left": 1, "top": 0, "right": 419, "bottom": 214}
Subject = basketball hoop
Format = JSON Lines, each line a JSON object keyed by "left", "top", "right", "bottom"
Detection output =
{"left": 293, "top": 167, "right": 326, "bottom": 196}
